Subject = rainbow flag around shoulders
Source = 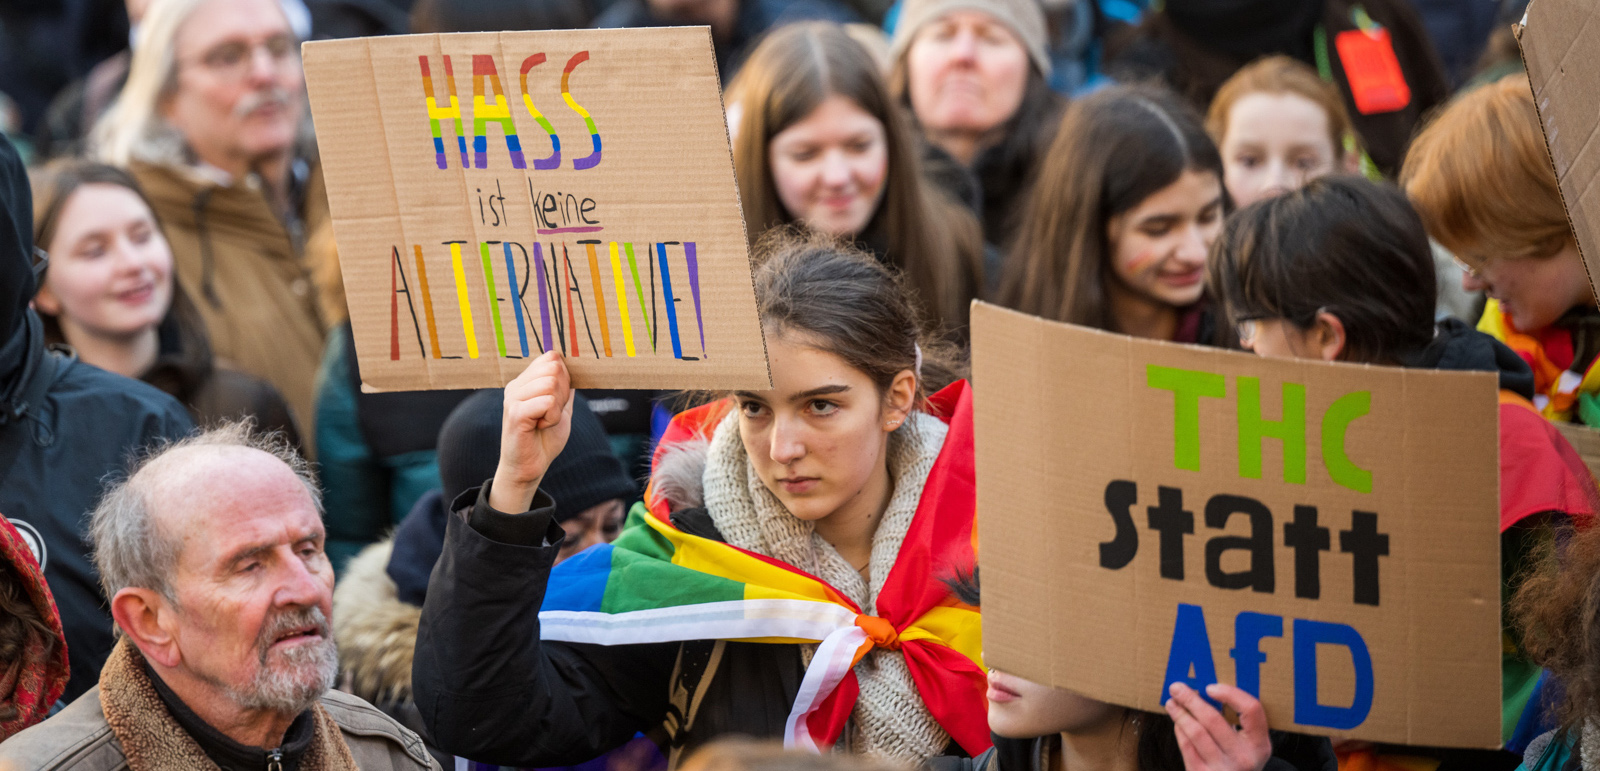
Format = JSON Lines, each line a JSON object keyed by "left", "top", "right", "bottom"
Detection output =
{"left": 538, "top": 382, "right": 989, "bottom": 756}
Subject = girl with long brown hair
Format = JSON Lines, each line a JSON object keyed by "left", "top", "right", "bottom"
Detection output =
{"left": 999, "top": 85, "right": 1226, "bottom": 344}
{"left": 728, "top": 22, "right": 984, "bottom": 336}
{"left": 412, "top": 233, "right": 986, "bottom": 767}
{"left": 30, "top": 160, "right": 300, "bottom": 445}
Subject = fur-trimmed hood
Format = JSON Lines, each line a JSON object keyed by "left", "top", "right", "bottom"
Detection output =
{"left": 332, "top": 540, "right": 419, "bottom": 707}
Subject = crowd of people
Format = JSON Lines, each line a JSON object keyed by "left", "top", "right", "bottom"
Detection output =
{"left": 2, "top": 0, "right": 1599, "bottom": 770}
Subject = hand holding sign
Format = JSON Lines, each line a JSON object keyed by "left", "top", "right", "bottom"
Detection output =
{"left": 1165, "top": 683, "right": 1271, "bottom": 771}
{"left": 491, "top": 351, "right": 574, "bottom": 513}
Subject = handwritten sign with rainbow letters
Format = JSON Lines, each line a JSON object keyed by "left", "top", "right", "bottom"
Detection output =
{"left": 303, "top": 29, "right": 769, "bottom": 391}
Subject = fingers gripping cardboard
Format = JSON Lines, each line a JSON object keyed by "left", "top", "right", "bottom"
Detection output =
{"left": 303, "top": 29, "right": 770, "bottom": 391}
{"left": 1519, "top": 0, "right": 1600, "bottom": 304}
{"left": 970, "top": 303, "right": 1502, "bottom": 748}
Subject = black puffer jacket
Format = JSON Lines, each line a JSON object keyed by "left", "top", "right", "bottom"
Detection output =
{"left": 0, "top": 135, "right": 193, "bottom": 701}
{"left": 412, "top": 483, "right": 963, "bottom": 767}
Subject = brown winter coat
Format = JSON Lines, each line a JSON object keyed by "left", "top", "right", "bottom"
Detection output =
{"left": 127, "top": 161, "right": 329, "bottom": 439}
{"left": 0, "top": 639, "right": 439, "bottom": 771}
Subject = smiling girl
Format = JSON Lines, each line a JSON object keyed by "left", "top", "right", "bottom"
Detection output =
{"left": 729, "top": 22, "right": 984, "bottom": 336}
{"left": 412, "top": 235, "right": 986, "bottom": 767}
{"left": 999, "top": 85, "right": 1226, "bottom": 344}
{"left": 30, "top": 160, "right": 299, "bottom": 444}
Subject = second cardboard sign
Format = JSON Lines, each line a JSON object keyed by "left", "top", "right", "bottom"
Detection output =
{"left": 971, "top": 302, "right": 1501, "bottom": 748}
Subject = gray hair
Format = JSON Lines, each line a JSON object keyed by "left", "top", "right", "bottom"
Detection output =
{"left": 90, "top": 0, "right": 312, "bottom": 169}
{"left": 89, "top": 421, "right": 320, "bottom": 605}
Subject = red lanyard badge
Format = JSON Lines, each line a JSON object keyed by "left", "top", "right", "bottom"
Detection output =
{"left": 1335, "top": 27, "right": 1410, "bottom": 115}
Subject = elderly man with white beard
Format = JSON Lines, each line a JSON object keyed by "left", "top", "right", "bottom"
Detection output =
{"left": 89, "top": 0, "right": 330, "bottom": 440}
{"left": 0, "top": 424, "right": 438, "bottom": 771}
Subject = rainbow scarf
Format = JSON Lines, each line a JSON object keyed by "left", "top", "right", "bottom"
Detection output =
{"left": 537, "top": 382, "right": 988, "bottom": 756}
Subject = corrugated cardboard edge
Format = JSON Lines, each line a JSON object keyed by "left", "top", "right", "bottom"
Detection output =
{"left": 699, "top": 24, "right": 773, "bottom": 392}
{"left": 1516, "top": 7, "right": 1600, "bottom": 304}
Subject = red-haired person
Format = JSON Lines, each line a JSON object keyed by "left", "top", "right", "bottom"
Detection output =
{"left": 1403, "top": 77, "right": 1600, "bottom": 428}
{"left": 1205, "top": 56, "right": 1360, "bottom": 209}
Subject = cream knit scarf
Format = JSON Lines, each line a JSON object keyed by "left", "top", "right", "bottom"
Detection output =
{"left": 701, "top": 409, "right": 951, "bottom": 764}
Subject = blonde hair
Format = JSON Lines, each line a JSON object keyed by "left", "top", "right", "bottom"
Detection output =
{"left": 92, "top": 0, "right": 233, "bottom": 167}
{"left": 1206, "top": 55, "right": 1354, "bottom": 162}
{"left": 1401, "top": 76, "right": 1572, "bottom": 262}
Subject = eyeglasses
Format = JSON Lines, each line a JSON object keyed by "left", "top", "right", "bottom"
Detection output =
{"left": 30, "top": 246, "right": 48, "bottom": 281}
{"left": 188, "top": 33, "right": 297, "bottom": 80}
{"left": 1236, "top": 317, "right": 1261, "bottom": 347}
{"left": 1450, "top": 253, "right": 1498, "bottom": 280}
{"left": 1234, "top": 307, "right": 1326, "bottom": 348}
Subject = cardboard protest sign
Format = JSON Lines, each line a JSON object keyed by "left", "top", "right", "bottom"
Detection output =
{"left": 971, "top": 302, "right": 1502, "bottom": 747}
{"left": 1518, "top": 1, "right": 1600, "bottom": 303}
{"left": 303, "top": 29, "right": 770, "bottom": 391}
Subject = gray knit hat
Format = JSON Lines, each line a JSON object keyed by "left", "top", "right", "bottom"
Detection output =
{"left": 889, "top": 0, "right": 1051, "bottom": 77}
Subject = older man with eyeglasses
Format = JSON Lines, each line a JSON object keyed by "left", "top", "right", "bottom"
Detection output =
{"left": 90, "top": 0, "right": 330, "bottom": 443}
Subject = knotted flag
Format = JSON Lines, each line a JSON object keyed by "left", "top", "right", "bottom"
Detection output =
{"left": 537, "top": 382, "right": 988, "bottom": 755}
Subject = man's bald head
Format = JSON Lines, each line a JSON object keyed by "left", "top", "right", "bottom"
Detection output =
{"left": 91, "top": 423, "right": 319, "bottom": 604}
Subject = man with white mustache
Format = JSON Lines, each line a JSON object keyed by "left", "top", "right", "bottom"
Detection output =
{"left": 0, "top": 424, "right": 439, "bottom": 770}
{"left": 90, "top": 0, "right": 331, "bottom": 443}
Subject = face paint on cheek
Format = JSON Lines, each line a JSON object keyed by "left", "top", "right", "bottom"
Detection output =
{"left": 1122, "top": 250, "right": 1160, "bottom": 277}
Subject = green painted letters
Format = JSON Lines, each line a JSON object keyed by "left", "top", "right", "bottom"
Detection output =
{"left": 1321, "top": 391, "right": 1372, "bottom": 493}
{"left": 1237, "top": 378, "right": 1307, "bottom": 484}
{"left": 1147, "top": 365, "right": 1227, "bottom": 472}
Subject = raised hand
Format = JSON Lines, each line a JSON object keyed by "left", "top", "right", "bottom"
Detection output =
{"left": 489, "top": 351, "right": 575, "bottom": 513}
{"left": 1165, "top": 682, "right": 1272, "bottom": 771}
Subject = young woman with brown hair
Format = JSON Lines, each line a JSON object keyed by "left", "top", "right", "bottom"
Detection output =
{"left": 728, "top": 22, "right": 984, "bottom": 336}
{"left": 999, "top": 85, "right": 1226, "bottom": 344}
{"left": 1402, "top": 76, "right": 1600, "bottom": 428}
{"left": 29, "top": 160, "right": 299, "bottom": 445}
{"left": 412, "top": 233, "right": 986, "bottom": 767}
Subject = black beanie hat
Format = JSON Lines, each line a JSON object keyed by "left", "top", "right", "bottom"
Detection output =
{"left": 436, "top": 389, "right": 638, "bottom": 520}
